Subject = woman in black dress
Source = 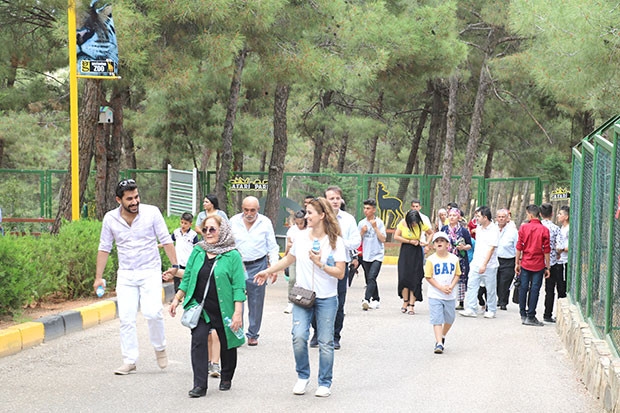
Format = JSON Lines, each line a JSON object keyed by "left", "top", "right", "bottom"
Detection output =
{"left": 394, "top": 210, "right": 433, "bottom": 315}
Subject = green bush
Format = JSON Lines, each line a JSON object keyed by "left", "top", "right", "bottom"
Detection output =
{"left": 0, "top": 215, "right": 184, "bottom": 317}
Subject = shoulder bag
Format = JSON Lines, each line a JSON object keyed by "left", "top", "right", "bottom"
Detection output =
{"left": 181, "top": 261, "right": 215, "bottom": 329}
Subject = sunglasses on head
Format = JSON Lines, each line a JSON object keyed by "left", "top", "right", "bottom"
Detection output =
{"left": 201, "top": 226, "right": 218, "bottom": 234}
{"left": 118, "top": 179, "right": 136, "bottom": 187}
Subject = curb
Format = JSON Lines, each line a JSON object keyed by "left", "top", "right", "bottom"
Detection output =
{"left": 0, "top": 282, "right": 176, "bottom": 359}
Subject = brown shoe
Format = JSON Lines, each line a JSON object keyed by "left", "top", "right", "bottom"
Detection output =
{"left": 247, "top": 337, "right": 258, "bottom": 346}
{"left": 155, "top": 349, "right": 168, "bottom": 369}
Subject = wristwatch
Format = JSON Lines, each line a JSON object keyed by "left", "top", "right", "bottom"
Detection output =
{"left": 172, "top": 264, "right": 180, "bottom": 269}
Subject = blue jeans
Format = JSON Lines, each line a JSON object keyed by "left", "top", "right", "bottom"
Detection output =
{"left": 292, "top": 296, "right": 338, "bottom": 387}
{"left": 244, "top": 257, "right": 268, "bottom": 339}
{"left": 361, "top": 260, "right": 382, "bottom": 302}
{"left": 465, "top": 264, "right": 498, "bottom": 313}
{"left": 519, "top": 267, "right": 544, "bottom": 318}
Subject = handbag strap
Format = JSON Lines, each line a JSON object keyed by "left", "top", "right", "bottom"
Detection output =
{"left": 198, "top": 259, "right": 217, "bottom": 306}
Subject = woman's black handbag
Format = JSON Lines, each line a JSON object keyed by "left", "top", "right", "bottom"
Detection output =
{"left": 512, "top": 276, "right": 520, "bottom": 304}
{"left": 288, "top": 286, "right": 316, "bottom": 308}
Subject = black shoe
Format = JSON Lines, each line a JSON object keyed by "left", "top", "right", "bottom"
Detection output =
{"left": 309, "top": 334, "right": 318, "bottom": 348}
{"left": 523, "top": 316, "right": 544, "bottom": 326}
{"left": 543, "top": 317, "right": 556, "bottom": 323}
{"left": 521, "top": 316, "right": 526, "bottom": 324}
{"left": 499, "top": 305, "right": 507, "bottom": 311}
{"left": 334, "top": 340, "right": 341, "bottom": 350}
{"left": 188, "top": 386, "right": 207, "bottom": 398}
{"left": 219, "top": 381, "right": 232, "bottom": 391}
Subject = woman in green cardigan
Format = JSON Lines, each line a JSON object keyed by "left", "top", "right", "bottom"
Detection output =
{"left": 169, "top": 215, "right": 246, "bottom": 398}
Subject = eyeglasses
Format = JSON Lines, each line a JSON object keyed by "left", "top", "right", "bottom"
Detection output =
{"left": 201, "top": 226, "right": 218, "bottom": 234}
{"left": 118, "top": 179, "right": 136, "bottom": 187}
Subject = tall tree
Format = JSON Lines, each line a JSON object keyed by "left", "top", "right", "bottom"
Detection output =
{"left": 440, "top": 74, "right": 459, "bottom": 207}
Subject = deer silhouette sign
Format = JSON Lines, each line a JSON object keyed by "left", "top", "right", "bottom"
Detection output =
{"left": 375, "top": 182, "right": 405, "bottom": 229}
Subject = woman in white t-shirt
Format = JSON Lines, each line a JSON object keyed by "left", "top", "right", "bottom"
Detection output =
{"left": 254, "top": 197, "right": 346, "bottom": 398}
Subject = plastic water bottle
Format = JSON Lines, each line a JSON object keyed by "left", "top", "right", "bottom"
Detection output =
{"left": 326, "top": 254, "right": 335, "bottom": 267}
{"left": 224, "top": 316, "right": 245, "bottom": 339}
{"left": 96, "top": 279, "right": 106, "bottom": 298}
{"left": 312, "top": 238, "right": 321, "bottom": 254}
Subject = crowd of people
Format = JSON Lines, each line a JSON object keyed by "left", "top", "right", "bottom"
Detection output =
{"left": 94, "top": 179, "right": 570, "bottom": 398}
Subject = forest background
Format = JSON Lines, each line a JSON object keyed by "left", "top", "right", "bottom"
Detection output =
{"left": 2, "top": 0, "right": 619, "bottom": 224}
{"left": 1, "top": 0, "right": 619, "bottom": 316}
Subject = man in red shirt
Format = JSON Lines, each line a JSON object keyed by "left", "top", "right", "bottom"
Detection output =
{"left": 515, "top": 204, "right": 551, "bottom": 326}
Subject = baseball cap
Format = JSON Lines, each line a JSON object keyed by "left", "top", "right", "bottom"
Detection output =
{"left": 432, "top": 231, "right": 450, "bottom": 243}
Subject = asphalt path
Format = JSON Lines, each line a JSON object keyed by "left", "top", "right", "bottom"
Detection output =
{"left": 0, "top": 265, "right": 600, "bottom": 412}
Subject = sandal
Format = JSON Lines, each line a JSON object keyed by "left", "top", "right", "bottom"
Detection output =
{"left": 401, "top": 300, "right": 409, "bottom": 313}
{"left": 407, "top": 304, "right": 415, "bottom": 315}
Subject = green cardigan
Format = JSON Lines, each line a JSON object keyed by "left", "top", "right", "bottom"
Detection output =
{"left": 178, "top": 246, "right": 247, "bottom": 349}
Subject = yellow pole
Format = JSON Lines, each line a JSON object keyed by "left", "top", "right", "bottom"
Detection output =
{"left": 68, "top": 0, "right": 80, "bottom": 220}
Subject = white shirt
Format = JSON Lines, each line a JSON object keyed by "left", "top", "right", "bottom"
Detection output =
{"left": 358, "top": 217, "right": 386, "bottom": 262}
{"left": 230, "top": 213, "right": 280, "bottom": 266}
{"left": 336, "top": 210, "right": 361, "bottom": 263}
{"left": 286, "top": 224, "right": 303, "bottom": 245}
{"left": 424, "top": 253, "right": 461, "bottom": 300}
{"left": 172, "top": 228, "right": 198, "bottom": 266}
{"left": 196, "top": 209, "right": 228, "bottom": 228}
{"left": 497, "top": 224, "right": 518, "bottom": 259}
{"left": 418, "top": 211, "right": 432, "bottom": 243}
{"left": 471, "top": 221, "right": 500, "bottom": 269}
{"left": 558, "top": 224, "right": 569, "bottom": 264}
{"left": 98, "top": 204, "right": 172, "bottom": 271}
{"left": 291, "top": 229, "right": 346, "bottom": 298}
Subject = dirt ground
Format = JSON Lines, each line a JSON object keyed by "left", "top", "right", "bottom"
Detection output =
{"left": 0, "top": 294, "right": 114, "bottom": 330}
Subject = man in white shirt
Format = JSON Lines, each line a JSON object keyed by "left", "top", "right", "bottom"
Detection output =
{"left": 358, "top": 199, "right": 386, "bottom": 310}
{"left": 315, "top": 186, "right": 361, "bottom": 350}
{"left": 230, "top": 196, "right": 280, "bottom": 346}
{"left": 95, "top": 179, "right": 179, "bottom": 375}
{"left": 555, "top": 205, "right": 569, "bottom": 301}
{"left": 460, "top": 206, "right": 500, "bottom": 319}
{"left": 495, "top": 208, "right": 518, "bottom": 310}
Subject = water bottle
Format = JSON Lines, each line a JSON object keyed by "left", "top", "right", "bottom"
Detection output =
{"left": 96, "top": 279, "right": 106, "bottom": 298}
{"left": 326, "top": 254, "right": 335, "bottom": 267}
{"left": 224, "top": 316, "right": 245, "bottom": 339}
{"left": 312, "top": 238, "right": 320, "bottom": 254}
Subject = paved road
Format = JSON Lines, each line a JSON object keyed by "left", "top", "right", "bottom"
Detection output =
{"left": 0, "top": 265, "right": 600, "bottom": 412}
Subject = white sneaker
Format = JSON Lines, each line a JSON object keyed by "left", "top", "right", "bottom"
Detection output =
{"left": 459, "top": 309, "right": 477, "bottom": 318}
{"left": 315, "top": 386, "right": 331, "bottom": 397}
{"left": 155, "top": 349, "right": 168, "bottom": 369}
{"left": 293, "top": 378, "right": 309, "bottom": 395}
{"left": 114, "top": 363, "right": 136, "bottom": 375}
{"left": 369, "top": 300, "right": 380, "bottom": 310}
{"left": 484, "top": 311, "right": 496, "bottom": 319}
{"left": 284, "top": 303, "right": 293, "bottom": 314}
{"left": 361, "top": 299, "right": 369, "bottom": 311}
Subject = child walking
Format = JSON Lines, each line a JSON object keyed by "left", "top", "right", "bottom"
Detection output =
{"left": 424, "top": 232, "right": 461, "bottom": 354}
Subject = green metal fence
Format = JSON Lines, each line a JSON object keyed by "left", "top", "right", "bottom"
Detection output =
{"left": 569, "top": 114, "right": 620, "bottom": 356}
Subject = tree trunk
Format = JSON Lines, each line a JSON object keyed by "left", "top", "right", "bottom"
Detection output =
{"left": 52, "top": 79, "right": 103, "bottom": 233}
{"left": 264, "top": 83, "right": 290, "bottom": 228}
{"left": 440, "top": 74, "right": 459, "bottom": 208}
{"left": 396, "top": 101, "right": 430, "bottom": 202}
{"left": 311, "top": 128, "right": 325, "bottom": 173}
{"left": 216, "top": 47, "right": 248, "bottom": 213}
{"left": 94, "top": 121, "right": 109, "bottom": 220}
{"left": 336, "top": 132, "right": 348, "bottom": 173}
{"left": 425, "top": 81, "right": 443, "bottom": 177}
{"left": 457, "top": 61, "right": 491, "bottom": 207}
{"left": 483, "top": 139, "right": 495, "bottom": 179}
{"left": 105, "top": 86, "right": 124, "bottom": 209}
{"left": 366, "top": 134, "right": 379, "bottom": 196}
{"left": 0, "top": 138, "right": 4, "bottom": 168}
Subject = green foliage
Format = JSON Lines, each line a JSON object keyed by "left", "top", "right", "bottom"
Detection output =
{"left": 0, "top": 220, "right": 120, "bottom": 316}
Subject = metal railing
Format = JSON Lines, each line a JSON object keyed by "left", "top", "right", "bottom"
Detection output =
{"left": 569, "top": 114, "right": 620, "bottom": 355}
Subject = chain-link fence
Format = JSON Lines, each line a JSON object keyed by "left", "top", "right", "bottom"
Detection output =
{"left": 569, "top": 115, "right": 620, "bottom": 355}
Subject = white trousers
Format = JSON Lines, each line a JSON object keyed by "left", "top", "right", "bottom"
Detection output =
{"left": 116, "top": 269, "right": 166, "bottom": 364}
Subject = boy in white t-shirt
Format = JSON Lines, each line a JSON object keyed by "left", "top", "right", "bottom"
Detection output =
{"left": 424, "top": 232, "right": 461, "bottom": 354}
